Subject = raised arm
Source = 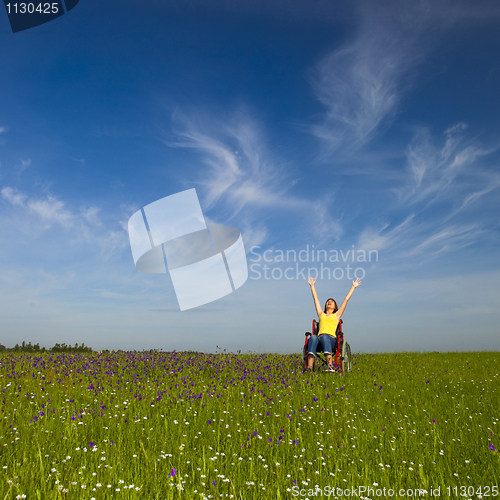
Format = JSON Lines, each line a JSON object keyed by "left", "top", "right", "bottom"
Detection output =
{"left": 336, "top": 278, "right": 361, "bottom": 319}
{"left": 308, "top": 277, "right": 323, "bottom": 318}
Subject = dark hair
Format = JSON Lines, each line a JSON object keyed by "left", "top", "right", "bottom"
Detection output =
{"left": 324, "top": 298, "right": 338, "bottom": 314}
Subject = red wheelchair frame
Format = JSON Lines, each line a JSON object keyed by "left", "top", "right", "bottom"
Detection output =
{"left": 303, "top": 319, "right": 351, "bottom": 373}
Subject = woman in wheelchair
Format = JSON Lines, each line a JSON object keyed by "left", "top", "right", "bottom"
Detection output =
{"left": 306, "top": 276, "right": 361, "bottom": 372}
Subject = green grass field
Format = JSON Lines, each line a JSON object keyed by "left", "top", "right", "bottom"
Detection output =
{"left": 1, "top": 351, "right": 499, "bottom": 499}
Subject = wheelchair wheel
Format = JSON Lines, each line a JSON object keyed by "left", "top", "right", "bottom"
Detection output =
{"left": 342, "top": 342, "right": 352, "bottom": 373}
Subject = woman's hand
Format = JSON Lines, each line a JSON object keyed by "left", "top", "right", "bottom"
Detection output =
{"left": 309, "top": 277, "right": 322, "bottom": 317}
{"left": 337, "top": 278, "right": 362, "bottom": 319}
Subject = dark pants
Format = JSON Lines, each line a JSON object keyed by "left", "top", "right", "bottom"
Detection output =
{"left": 307, "top": 334, "right": 338, "bottom": 357}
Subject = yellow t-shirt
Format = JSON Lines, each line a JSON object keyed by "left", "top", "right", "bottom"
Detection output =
{"left": 318, "top": 312, "right": 339, "bottom": 337}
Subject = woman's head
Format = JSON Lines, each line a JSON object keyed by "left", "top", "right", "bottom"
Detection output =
{"left": 324, "top": 298, "right": 338, "bottom": 314}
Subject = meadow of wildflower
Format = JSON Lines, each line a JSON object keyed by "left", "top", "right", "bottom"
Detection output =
{"left": 0, "top": 350, "right": 498, "bottom": 499}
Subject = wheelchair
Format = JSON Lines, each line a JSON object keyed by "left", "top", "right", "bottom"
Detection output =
{"left": 303, "top": 319, "right": 352, "bottom": 374}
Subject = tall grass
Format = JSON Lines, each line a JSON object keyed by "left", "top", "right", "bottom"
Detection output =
{"left": 1, "top": 351, "right": 498, "bottom": 499}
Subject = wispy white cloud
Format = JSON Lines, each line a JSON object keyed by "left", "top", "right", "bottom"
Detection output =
{"left": 0, "top": 126, "right": 7, "bottom": 134}
{"left": 2, "top": 187, "right": 74, "bottom": 228}
{"left": 406, "top": 223, "right": 484, "bottom": 257}
{"left": 19, "top": 159, "right": 31, "bottom": 173}
{"left": 303, "top": 0, "right": 500, "bottom": 267}
{"left": 28, "top": 196, "right": 74, "bottom": 228}
{"left": 448, "top": 185, "right": 500, "bottom": 220}
{"left": 308, "top": 0, "right": 500, "bottom": 159}
{"left": 0, "top": 184, "right": 137, "bottom": 336}
{"left": 80, "top": 206, "right": 102, "bottom": 226}
{"left": 399, "top": 124, "right": 500, "bottom": 210}
{"left": 402, "top": 125, "right": 493, "bottom": 201}
{"left": 1, "top": 186, "right": 27, "bottom": 206}
{"left": 357, "top": 123, "right": 500, "bottom": 261}
{"left": 167, "top": 109, "right": 343, "bottom": 245}
{"left": 309, "top": 3, "right": 426, "bottom": 157}
{"left": 357, "top": 214, "right": 415, "bottom": 253}
{"left": 169, "top": 110, "right": 288, "bottom": 211}
{"left": 1, "top": 186, "right": 129, "bottom": 258}
{"left": 355, "top": 216, "right": 489, "bottom": 271}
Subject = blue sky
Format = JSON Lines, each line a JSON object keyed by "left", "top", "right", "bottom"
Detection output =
{"left": 1, "top": 0, "right": 499, "bottom": 352}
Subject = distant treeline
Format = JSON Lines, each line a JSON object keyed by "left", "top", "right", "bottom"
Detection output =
{"left": 0, "top": 341, "right": 92, "bottom": 353}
